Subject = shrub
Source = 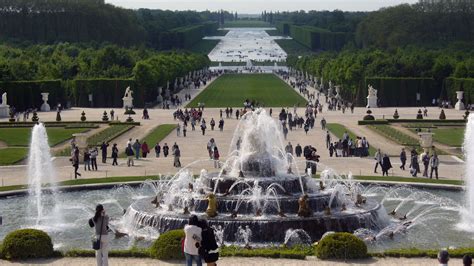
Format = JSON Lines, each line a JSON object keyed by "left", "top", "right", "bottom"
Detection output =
{"left": 416, "top": 109, "right": 423, "bottom": 119}
{"left": 315, "top": 232, "right": 367, "bottom": 260}
{"left": 439, "top": 109, "right": 446, "bottom": 120}
{"left": 393, "top": 109, "right": 399, "bottom": 119}
{"left": 363, "top": 109, "right": 375, "bottom": 120}
{"left": 150, "top": 229, "right": 185, "bottom": 260}
{"left": 1, "top": 229, "right": 54, "bottom": 260}
{"left": 80, "top": 111, "right": 87, "bottom": 122}
{"left": 56, "top": 111, "right": 62, "bottom": 122}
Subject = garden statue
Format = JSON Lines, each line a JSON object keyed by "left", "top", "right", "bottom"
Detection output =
{"left": 40, "top": 92, "right": 51, "bottom": 111}
{"left": 122, "top": 87, "right": 134, "bottom": 109}
{"left": 183, "top": 206, "right": 190, "bottom": 215}
{"left": 366, "top": 85, "right": 378, "bottom": 108}
{"left": 297, "top": 194, "right": 312, "bottom": 217}
{"left": 206, "top": 193, "right": 217, "bottom": 217}
{"left": 0, "top": 92, "right": 10, "bottom": 118}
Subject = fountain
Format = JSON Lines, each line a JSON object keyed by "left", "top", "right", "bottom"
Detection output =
{"left": 27, "top": 123, "right": 62, "bottom": 225}
{"left": 459, "top": 114, "right": 474, "bottom": 232}
{"left": 124, "top": 109, "right": 388, "bottom": 242}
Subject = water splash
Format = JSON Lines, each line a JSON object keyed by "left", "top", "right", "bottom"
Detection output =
{"left": 459, "top": 114, "right": 474, "bottom": 232}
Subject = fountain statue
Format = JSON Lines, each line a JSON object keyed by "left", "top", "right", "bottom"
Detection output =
{"left": 455, "top": 91, "right": 465, "bottom": 110}
{"left": 206, "top": 193, "right": 217, "bottom": 217}
{"left": 122, "top": 87, "right": 134, "bottom": 109}
{"left": 0, "top": 92, "right": 10, "bottom": 118}
{"left": 40, "top": 92, "right": 51, "bottom": 112}
{"left": 366, "top": 85, "right": 378, "bottom": 108}
{"left": 297, "top": 194, "right": 312, "bottom": 217}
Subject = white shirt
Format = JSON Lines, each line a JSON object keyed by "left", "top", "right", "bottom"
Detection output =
{"left": 184, "top": 225, "right": 202, "bottom": 255}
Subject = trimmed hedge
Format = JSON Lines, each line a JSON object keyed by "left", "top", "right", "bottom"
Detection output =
{"left": 0, "top": 80, "right": 65, "bottom": 111}
{"left": 150, "top": 229, "right": 185, "bottom": 260}
{"left": 362, "top": 77, "right": 438, "bottom": 107}
{"left": 315, "top": 232, "right": 368, "bottom": 260}
{"left": 73, "top": 79, "right": 138, "bottom": 108}
{"left": 287, "top": 24, "right": 353, "bottom": 51}
{"left": 358, "top": 120, "right": 389, "bottom": 125}
{"left": 1, "top": 229, "right": 54, "bottom": 260}
{"left": 444, "top": 77, "right": 474, "bottom": 105}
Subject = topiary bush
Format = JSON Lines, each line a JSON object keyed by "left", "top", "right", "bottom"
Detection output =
{"left": 363, "top": 109, "right": 375, "bottom": 121}
{"left": 439, "top": 109, "right": 446, "bottom": 120}
{"left": 150, "top": 229, "right": 185, "bottom": 260}
{"left": 315, "top": 232, "right": 367, "bottom": 260}
{"left": 1, "top": 229, "right": 54, "bottom": 260}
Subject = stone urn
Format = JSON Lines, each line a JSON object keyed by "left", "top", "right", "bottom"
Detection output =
{"left": 418, "top": 132, "right": 434, "bottom": 153}
{"left": 455, "top": 91, "right": 465, "bottom": 111}
{"left": 40, "top": 92, "right": 51, "bottom": 112}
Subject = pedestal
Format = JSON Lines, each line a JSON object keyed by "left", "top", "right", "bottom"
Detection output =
{"left": 366, "top": 96, "right": 378, "bottom": 108}
{"left": 0, "top": 105, "right": 9, "bottom": 118}
{"left": 123, "top": 97, "right": 134, "bottom": 109}
{"left": 455, "top": 91, "right": 465, "bottom": 110}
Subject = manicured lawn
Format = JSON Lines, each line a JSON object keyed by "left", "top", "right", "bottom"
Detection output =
{"left": 412, "top": 127, "right": 465, "bottom": 147}
{"left": 187, "top": 74, "right": 307, "bottom": 107}
{"left": 87, "top": 124, "right": 134, "bottom": 146}
{"left": 354, "top": 175, "right": 463, "bottom": 186}
{"left": 190, "top": 40, "right": 220, "bottom": 54}
{"left": 141, "top": 124, "right": 177, "bottom": 146}
{"left": 326, "top": 123, "right": 376, "bottom": 156}
{"left": 275, "top": 39, "right": 313, "bottom": 56}
{"left": 0, "top": 147, "right": 28, "bottom": 166}
{"left": 223, "top": 20, "right": 271, "bottom": 27}
{"left": 0, "top": 127, "right": 89, "bottom": 147}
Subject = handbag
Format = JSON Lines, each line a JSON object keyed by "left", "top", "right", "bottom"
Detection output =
{"left": 92, "top": 217, "right": 104, "bottom": 250}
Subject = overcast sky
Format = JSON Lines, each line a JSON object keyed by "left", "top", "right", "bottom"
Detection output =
{"left": 106, "top": 0, "right": 419, "bottom": 13}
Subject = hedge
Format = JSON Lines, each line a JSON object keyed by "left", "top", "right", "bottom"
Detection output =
{"left": 287, "top": 24, "right": 353, "bottom": 51}
{"left": 358, "top": 120, "right": 389, "bottom": 125}
{"left": 0, "top": 80, "right": 65, "bottom": 111}
{"left": 276, "top": 21, "right": 291, "bottom": 35}
{"left": 362, "top": 77, "right": 438, "bottom": 107}
{"left": 444, "top": 77, "right": 474, "bottom": 105}
{"left": 1, "top": 229, "right": 54, "bottom": 260}
{"left": 315, "top": 232, "right": 368, "bottom": 260}
{"left": 150, "top": 229, "right": 185, "bottom": 260}
{"left": 73, "top": 79, "right": 138, "bottom": 108}
{"left": 170, "top": 21, "right": 218, "bottom": 49}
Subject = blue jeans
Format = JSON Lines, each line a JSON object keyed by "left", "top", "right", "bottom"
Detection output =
{"left": 185, "top": 253, "right": 202, "bottom": 266}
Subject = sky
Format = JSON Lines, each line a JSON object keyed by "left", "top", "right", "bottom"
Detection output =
{"left": 106, "top": 0, "right": 419, "bottom": 13}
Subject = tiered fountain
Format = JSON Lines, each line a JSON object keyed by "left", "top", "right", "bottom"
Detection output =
{"left": 125, "top": 109, "right": 388, "bottom": 242}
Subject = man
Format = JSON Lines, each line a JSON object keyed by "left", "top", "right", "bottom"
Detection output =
{"left": 400, "top": 148, "right": 407, "bottom": 170}
{"left": 422, "top": 151, "right": 430, "bottom": 177}
{"left": 430, "top": 153, "right": 440, "bottom": 179}
{"left": 154, "top": 143, "right": 161, "bottom": 157}
{"left": 100, "top": 142, "right": 109, "bottom": 163}
{"left": 295, "top": 143, "right": 302, "bottom": 157}
{"left": 374, "top": 149, "right": 382, "bottom": 173}
{"left": 133, "top": 139, "right": 141, "bottom": 160}
{"left": 218, "top": 118, "right": 224, "bottom": 131}
{"left": 320, "top": 117, "right": 326, "bottom": 130}
{"left": 72, "top": 146, "right": 81, "bottom": 179}
{"left": 125, "top": 144, "right": 134, "bottom": 167}
{"left": 437, "top": 250, "right": 449, "bottom": 266}
{"left": 325, "top": 131, "right": 332, "bottom": 149}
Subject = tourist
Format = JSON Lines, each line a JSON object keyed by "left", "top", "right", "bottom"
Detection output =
{"left": 218, "top": 119, "right": 224, "bottom": 131}
{"left": 141, "top": 141, "right": 149, "bottom": 158}
{"left": 326, "top": 131, "right": 331, "bottom": 149}
{"left": 163, "top": 143, "right": 169, "bottom": 157}
{"left": 207, "top": 139, "right": 216, "bottom": 159}
{"left": 198, "top": 219, "right": 219, "bottom": 266}
{"left": 90, "top": 147, "right": 98, "bottom": 171}
{"left": 184, "top": 215, "right": 202, "bottom": 266}
{"left": 213, "top": 146, "right": 220, "bottom": 168}
{"left": 320, "top": 117, "right": 326, "bottom": 130}
{"left": 177, "top": 123, "right": 181, "bottom": 137}
{"left": 183, "top": 124, "right": 187, "bottom": 137}
{"left": 295, "top": 144, "right": 302, "bottom": 157}
{"left": 72, "top": 146, "right": 81, "bottom": 179}
{"left": 173, "top": 144, "right": 181, "bottom": 168}
{"left": 100, "top": 142, "right": 109, "bottom": 164}
{"left": 110, "top": 109, "right": 114, "bottom": 120}
{"left": 374, "top": 149, "right": 382, "bottom": 173}
{"left": 463, "top": 254, "right": 472, "bottom": 266}
{"left": 201, "top": 120, "right": 207, "bottom": 135}
{"left": 283, "top": 125, "right": 289, "bottom": 140}
{"left": 154, "top": 143, "right": 161, "bottom": 157}
{"left": 111, "top": 144, "right": 118, "bottom": 166}
{"left": 400, "top": 148, "right": 407, "bottom": 170}
{"left": 133, "top": 139, "right": 141, "bottom": 160}
{"left": 210, "top": 118, "right": 215, "bottom": 130}
{"left": 430, "top": 153, "right": 440, "bottom": 179}
{"left": 437, "top": 250, "right": 449, "bottom": 266}
{"left": 381, "top": 154, "right": 392, "bottom": 176}
{"left": 410, "top": 149, "right": 420, "bottom": 177}
{"left": 422, "top": 151, "right": 430, "bottom": 177}
{"left": 329, "top": 143, "right": 335, "bottom": 157}
{"left": 84, "top": 149, "right": 91, "bottom": 171}
{"left": 88, "top": 204, "right": 109, "bottom": 266}
{"left": 125, "top": 144, "right": 134, "bottom": 167}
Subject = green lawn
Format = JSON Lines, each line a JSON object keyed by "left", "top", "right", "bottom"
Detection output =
{"left": 141, "top": 124, "right": 177, "bottom": 146}
{"left": 326, "top": 123, "right": 376, "bottom": 156}
{"left": 186, "top": 74, "right": 307, "bottom": 108}
{"left": 275, "top": 39, "right": 314, "bottom": 56}
{"left": 0, "top": 127, "right": 88, "bottom": 147}
{"left": 412, "top": 127, "right": 465, "bottom": 147}
{"left": 0, "top": 147, "right": 28, "bottom": 166}
{"left": 222, "top": 20, "right": 271, "bottom": 27}
{"left": 190, "top": 40, "right": 220, "bottom": 54}
{"left": 87, "top": 124, "right": 134, "bottom": 146}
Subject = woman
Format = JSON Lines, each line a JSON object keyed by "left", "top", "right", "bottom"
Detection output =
{"left": 184, "top": 215, "right": 202, "bottom": 266}
{"left": 88, "top": 204, "right": 109, "bottom": 266}
{"left": 199, "top": 219, "right": 219, "bottom": 266}
{"left": 213, "top": 147, "right": 220, "bottom": 169}
{"left": 141, "top": 141, "right": 149, "bottom": 158}
{"left": 381, "top": 154, "right": 392, "bottom": 176}
{"left": 111, "top": 143, "right": 119, "bottom": 166}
